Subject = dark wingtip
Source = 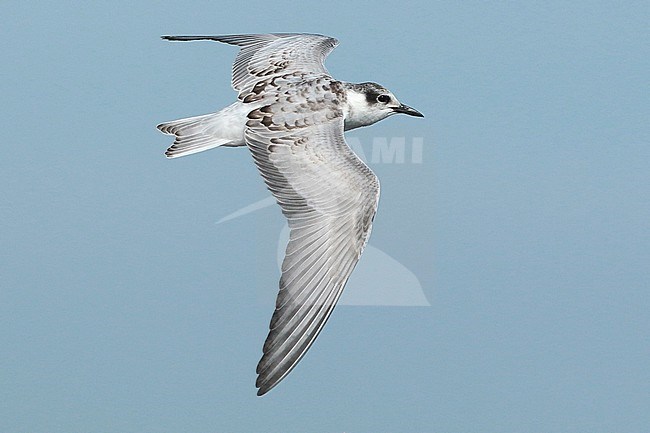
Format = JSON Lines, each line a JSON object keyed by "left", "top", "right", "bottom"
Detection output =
{"left": 160, "top": 35, "right": 229, "bottom": 42}
{"left": 256, "top": 378, "right": 272, "bottom": 396}
{"left": 160, "top": 35, "right": 205, "bottom": 41}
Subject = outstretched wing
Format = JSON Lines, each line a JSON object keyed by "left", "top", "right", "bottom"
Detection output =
{"left": 245, "top": 81, "right": 380, "bottom": 396}
{"left": 161, "top": 33, "right": 339, "bottom": 100}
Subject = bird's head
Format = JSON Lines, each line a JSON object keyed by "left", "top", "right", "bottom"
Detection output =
{"left": 343, "top": 82, "right": 423, "bottom": 130}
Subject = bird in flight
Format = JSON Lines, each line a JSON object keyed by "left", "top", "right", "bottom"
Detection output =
{"left": 157, "top": 33, "right": 423, "bottom": 396}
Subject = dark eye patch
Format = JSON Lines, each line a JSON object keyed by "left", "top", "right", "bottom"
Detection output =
{"left": 377, "top": 94, "right": 390, "bottom": 103}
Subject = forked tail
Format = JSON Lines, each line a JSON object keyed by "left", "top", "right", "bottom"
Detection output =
{"left": 157, "top": 112, "right": 237, "bottom": 158}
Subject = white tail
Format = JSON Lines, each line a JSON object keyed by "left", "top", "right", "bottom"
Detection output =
{"left": 157, "top": 112, "right": 237, "bottom": 158}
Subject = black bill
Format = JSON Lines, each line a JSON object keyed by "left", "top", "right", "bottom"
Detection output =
{"left": 392, "top": 104, "right": 424, "bottom": 117}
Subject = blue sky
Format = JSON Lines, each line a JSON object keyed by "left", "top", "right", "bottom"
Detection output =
{"left": 1, "top": 1, "right": 649, "bottom": 432}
